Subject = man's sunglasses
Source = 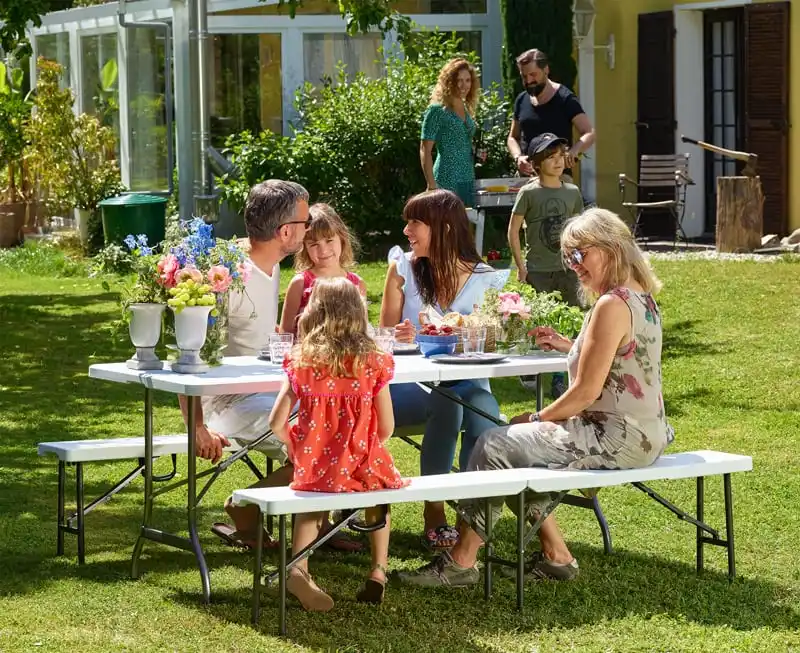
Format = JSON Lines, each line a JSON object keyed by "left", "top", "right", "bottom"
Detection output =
{"left": 282, "top": 218, "right": 312, "bottom": 229}
{"left": 563, "top": 249, "right": 586, "bottom": 267}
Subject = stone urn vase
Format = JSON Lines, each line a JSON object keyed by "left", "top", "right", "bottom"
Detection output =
{"left": 171, "top": 305, "right": 213, "bottom": 374}
{"left": 127, "top": 303, "right": 166, "bottom": 370}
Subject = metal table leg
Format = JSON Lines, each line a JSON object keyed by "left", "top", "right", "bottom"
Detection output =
{"left": 186, "top": 395, "right": 211, "bottom": 603}
{"left": 131, "top": 386, "right": 154, "bottom": 579}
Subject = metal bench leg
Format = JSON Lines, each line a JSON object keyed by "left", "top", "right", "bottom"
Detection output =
{"left": 536, "top": 374, "right": 544, "bottom": 412}
{"left": 696, "top": 476, "right": 704, "bottom": 575}
{"left": 592, "top": 496, "right": 614, "bottom": 555}
{"left": 483, "top": 498, "right": 493, "bottom": 601}
{"left": 251, "top": 510, "right": 264, "bottom": 625}
{"left": 278, "top": 514, "right": 288, "bottom": 636}
{"left": 266, "top": 458, "right": 274, "bottom": 535}
{"left": 516, "top": 491, "right": 526, "bottom": 611}
{"left": 723, "top": 473, "right": 736, "bottom": 581}
{"left": 76, "top": 462, "right": 85, "bottom": 565}
{"left": 57, "top": 460, "right": 65, "bottom": 556}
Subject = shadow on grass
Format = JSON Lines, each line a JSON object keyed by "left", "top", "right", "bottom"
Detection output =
{"left": 662, "top": 319, "right": 727, "bottom": 360}
{"left": 167, "top": 538, "right": 800, "bottom": 648}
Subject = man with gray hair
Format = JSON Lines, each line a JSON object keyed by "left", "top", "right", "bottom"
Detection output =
{"left": 179, "top": 179, "right": 311, "bottom": 549}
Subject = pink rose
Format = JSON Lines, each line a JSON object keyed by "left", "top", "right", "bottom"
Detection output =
{"left": 237, "top": 261, "right": 252, "bottom": 284}
{"left": 498, "top": 293, "right": 530, "bottom": 319}
{"left": 175, "top": 265, "right": 203, "bottom": 284}
{"left": 207, "top": 265, "right": 232, "bottom": 293}
{"left": 622, "top": 373, "right": 645, "bottom": 400}
{"left": 156, "top": 254, "right": 179, "bottom": 288}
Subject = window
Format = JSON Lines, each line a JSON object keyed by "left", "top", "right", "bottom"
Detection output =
{"left": 391, "top": 0, "right": 487, "bottom": 13}
{"left": 80, "top": 33, "right": 120, "bottom": 149}
{"left": 303, "top": 33, "right": 383, "bottom": 87}
{"left": 453, "top": 30, "right": 482, "bottom": 61}
{"left": 36, "top": 33, "right": 71, "bottom": 86}
{"left": 210, "top": 33, "right": 283, "bottom": 145}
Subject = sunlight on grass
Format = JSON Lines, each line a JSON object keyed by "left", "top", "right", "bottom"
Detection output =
{"left": 0, "top": 255, "right": 799, "bottom": 652}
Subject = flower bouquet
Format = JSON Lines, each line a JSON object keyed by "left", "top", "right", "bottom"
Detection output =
{"left": 121, "top": 218, "right": 251, "bottom": 371}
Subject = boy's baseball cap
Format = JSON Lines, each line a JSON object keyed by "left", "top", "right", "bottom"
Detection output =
{"left": 527, "top": 132, "right": 568, "bottom": 158}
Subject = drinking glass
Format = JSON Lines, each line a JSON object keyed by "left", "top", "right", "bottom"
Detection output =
{"left": 374, "top": 326, "right": 395, "bottom": 354}
{"left": 462, "top": 326, "right": 487, "bottom": 355}
{"left": 269, "top": 333, "right": 294, "bottom": 365}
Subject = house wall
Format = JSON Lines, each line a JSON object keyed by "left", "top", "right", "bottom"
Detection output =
{"left": 587, "top": 0, "right": 798, "bottom": 235}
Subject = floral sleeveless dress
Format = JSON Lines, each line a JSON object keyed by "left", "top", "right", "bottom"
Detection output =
{"left": 461, "top": 287, "right": 673, "bottom": 527}
{"left": 283, "top": 352, "right": 408, "bottom": 493}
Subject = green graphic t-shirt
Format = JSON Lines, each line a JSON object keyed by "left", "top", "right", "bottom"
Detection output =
{"left": 511, "top": 180, "right": 584, "bottom": 272}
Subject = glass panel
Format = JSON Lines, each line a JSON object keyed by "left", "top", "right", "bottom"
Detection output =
{"left": 723, "top": 90, "right": 736, "bottom": 126}
{"left": 723, "top": 55, "right": 735, "bottom": 90}
{"left": 713, "top": 91, "right": 722, "bottom": 123}
{"left": 303, "top": 33, "right": 383, "bottom": 87}
{"left": 391, "top": 0, "right": 487, "bottom": 13}
{"left": 127, "top": 27, "right": 168, "bottom": 191}
{"left": 210, "top": 33, "right": 283, "bottom": 146}
{"left": 713, "top": 125, "right": 723, "bottom": 147}
{"left": 713, "top": 158, "right": 723, "bottom": 180}
{"left": 712, "top": 56, "right": 721, "bottom": 88}
{"left": 80, "top": 33, "right": 120, "bottom": 151}
{"left": 724, "top": 126, "right": 736, "bottom": 150}
{"left": 453, "top": 30, "right": 482, "bottom": 61}
{"left": 36, "top": 33, "right": 71, "bottom": 86}
{"left": 712, "top": 22, "right": 722, "bottom": 56}
{"left": 723, "top": 20, "right": 735, "bottom": 54}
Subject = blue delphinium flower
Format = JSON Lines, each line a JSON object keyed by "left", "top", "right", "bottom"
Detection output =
{"left": 136, "top": 234, "right": 149, "bottom": 248}
{"left": 124, "top": 234, "right": 137, "bottom": 251}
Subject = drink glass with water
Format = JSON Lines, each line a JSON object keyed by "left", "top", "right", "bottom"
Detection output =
{"left": 462, "top": 327, "right": 487, "bottom": 355}
{"left": 269, "top": 333, "right": 294, "bottom": 365}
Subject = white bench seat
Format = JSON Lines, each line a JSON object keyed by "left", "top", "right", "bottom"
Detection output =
{"left": 38, "top": 435, "right": 188, "bottom": 462}
{"left": 235, "top": 449, "right": 752, "bottom": 635}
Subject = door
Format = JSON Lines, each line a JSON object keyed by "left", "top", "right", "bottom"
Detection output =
{"left": 703, "top": 9, "right": 744, "bottom": 234}
{"left": 636, "top": 11, "right": 676, "bottom": 239}
{"left": 744, "top": 2, "right": 790, "bottom": 235}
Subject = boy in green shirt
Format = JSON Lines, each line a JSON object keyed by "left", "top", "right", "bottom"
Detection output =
{"left": 508, "top": 132, "right": 584, "bottom": 397}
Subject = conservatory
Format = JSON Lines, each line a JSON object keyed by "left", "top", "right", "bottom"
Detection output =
{"left": 28, "top": 0, "right": 502, "bottom": 227}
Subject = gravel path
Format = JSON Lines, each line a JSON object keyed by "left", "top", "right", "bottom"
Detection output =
{"left": 646, "top": 250, "right": 800, "bottom": 263}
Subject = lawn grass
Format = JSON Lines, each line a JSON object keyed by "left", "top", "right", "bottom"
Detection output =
{"left": 1, "top": 254, "right": 799, "bottom": 652}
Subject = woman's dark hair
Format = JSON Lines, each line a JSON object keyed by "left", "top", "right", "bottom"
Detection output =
{"left": 403, "top": 189, "right": 484, "bottom": 309}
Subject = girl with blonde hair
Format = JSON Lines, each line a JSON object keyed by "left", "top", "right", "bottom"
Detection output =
{"left": 270, "top": 277, "right": 407, "bottom": 611}
{"left": 420, "top": 57, "right": 482, "bottom": 207}
{"left": 280, "top": 202, "right": 366, "bottom": 334}
{"left": 398, "top": 207, "right": 673, "bottom": 588}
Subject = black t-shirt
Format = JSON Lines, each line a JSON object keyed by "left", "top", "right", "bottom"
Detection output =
{"left": 513, "top": 85, "right": 585, "bottom": 154}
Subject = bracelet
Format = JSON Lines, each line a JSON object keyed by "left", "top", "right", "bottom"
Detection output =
{"left": 529, "top": 412, "right": 541, "bottom": 423}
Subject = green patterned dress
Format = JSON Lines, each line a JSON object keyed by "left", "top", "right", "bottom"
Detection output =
{"left": 421, "top": 103, "right": 476, "bottom": 207}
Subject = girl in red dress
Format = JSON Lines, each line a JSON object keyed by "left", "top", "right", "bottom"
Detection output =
{"left": 270, "top": 277, "right": 407, "bottom": 611}
{"left": 279, "top": 202, "right": 367, "bottom": 334}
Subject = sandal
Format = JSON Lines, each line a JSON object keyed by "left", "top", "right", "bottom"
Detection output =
{"left": 286, "top": 567, "right": 335, "bottom": 612}
{"left": 421, "top": 525, "right": 459, "bottom": 551}
{"left": 356, "top": 564, "right": 387, "bottom": 604}
{"left": 211, "top": 522, "right": 280, "bottom": 551}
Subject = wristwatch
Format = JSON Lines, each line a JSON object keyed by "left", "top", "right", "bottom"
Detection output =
{"left": 529, "top": 412, "right": 541, "bottom": 423}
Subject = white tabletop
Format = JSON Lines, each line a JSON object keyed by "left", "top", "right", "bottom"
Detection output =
{"left": 88, "top": 352, "right": 567, "bottom": 396}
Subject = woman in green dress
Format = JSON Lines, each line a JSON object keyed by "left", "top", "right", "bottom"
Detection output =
{"left": 420, "top": 58, "right": 481, "bottom": 208}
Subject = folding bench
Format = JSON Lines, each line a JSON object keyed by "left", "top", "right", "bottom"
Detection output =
{"left": 231, "top": 449, "right": 751, "bottom": 636}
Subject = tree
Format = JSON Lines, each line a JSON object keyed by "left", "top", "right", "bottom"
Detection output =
{"left": 501, "top": 0, "right": 577, "bottom": 100}
{"left": 0, "top": 0, "right": 72, "bottom": 57}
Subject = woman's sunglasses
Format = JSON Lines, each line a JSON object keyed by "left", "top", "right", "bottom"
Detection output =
{"left": 563, "top": 249, "right": 586, "bottom": 268}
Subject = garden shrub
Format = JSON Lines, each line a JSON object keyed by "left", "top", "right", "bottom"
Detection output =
{"left": 216, "top": 32, "right": 514, "bottom": 258}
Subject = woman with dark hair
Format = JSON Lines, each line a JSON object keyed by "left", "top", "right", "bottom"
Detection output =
{"left": 380, "top": 189, "right": 509, "bottom": 551}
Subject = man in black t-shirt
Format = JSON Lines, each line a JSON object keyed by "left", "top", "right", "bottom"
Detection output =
{"left": 507, "top": 49, "right": 595, "bottom": 178}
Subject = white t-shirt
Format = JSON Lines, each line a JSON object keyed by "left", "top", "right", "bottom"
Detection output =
{"left": 201, "top": 259, "right": 282, "bottom": 446}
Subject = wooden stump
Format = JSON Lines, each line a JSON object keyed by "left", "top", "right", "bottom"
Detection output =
{"left": 716, "top": 176, "right": 764, "bottom": 253}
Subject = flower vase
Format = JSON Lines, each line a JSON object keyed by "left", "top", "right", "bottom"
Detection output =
{"left": 171, "top": 305, "right": 213, "bottom": 374}
{"left": 127, "top": 303, "right": 166, "bottom": 370}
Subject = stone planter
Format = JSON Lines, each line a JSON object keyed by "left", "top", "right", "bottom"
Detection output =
{"left": 0, "top": 201, "right": 26, "bottom": 248}
{"left": 127, "top": 303, "right": 166, "bottom": 370}
{"left": 171, "top": 305, "right": 213, "bottom": 374}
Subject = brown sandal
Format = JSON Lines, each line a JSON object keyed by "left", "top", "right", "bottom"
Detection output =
{"left": 356, "top": 564, "right": 387, "bottom": 604}
{"left": 286, "top": 568, "right": 334, "bottom": 612}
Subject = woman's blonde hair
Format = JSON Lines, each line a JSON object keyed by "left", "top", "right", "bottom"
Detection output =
{"left": 293, "top": 277, "right": 377, "bottom": 378}
{"left": 430, "top": 58, "right": 480, "bottom": 115}
{"left": 561, "top": 207, "right": 662, "bottom": 304}
{"left": 294, "top": 203, "right": 359, "bottom": 272}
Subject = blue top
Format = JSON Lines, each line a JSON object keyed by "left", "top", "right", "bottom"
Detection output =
{"left": 388, "top": 246, "right": 509, "bottom": 327}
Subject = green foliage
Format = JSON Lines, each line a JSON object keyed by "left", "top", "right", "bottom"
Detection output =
{"left": 501, "top": 0, "right": 578, "bottom": 99}
{"left": 0, "top": 59, "right": 34, "bottom": 202}
{"left": 90, "top": 242, "right": 135, "bottom": 277}
{"left": 217, "top": 32, "right": 514, "bottom": 256}
{"left": 0, "top": 239, "right": 85, "bottom": 277}
{"left": 26, "top": 58, "right": 124, "bottom": 252}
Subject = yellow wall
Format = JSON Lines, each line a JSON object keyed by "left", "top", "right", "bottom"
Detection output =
{"left": 590, "top": 0, "right": 798, "bottom": 234}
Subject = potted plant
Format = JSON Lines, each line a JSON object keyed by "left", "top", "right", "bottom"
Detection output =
{"left": 26, "top": 58, "right": 123, "bottom": 253}
{"left": 0, "top": 59, "right": 32, "bottom": 247}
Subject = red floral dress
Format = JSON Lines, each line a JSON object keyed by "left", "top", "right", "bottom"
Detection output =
{"left": 283, "top": 352, "right": 408, "bottom": 493}
{"left": 296, "top": 270, "right": 363, "bottom": 318}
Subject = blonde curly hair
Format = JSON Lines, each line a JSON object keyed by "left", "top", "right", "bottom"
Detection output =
{"left": 430, "top": 58, "right": 479, "bottom": 116}
{"left": 293, "top": 277, "right": 378, "bottom": 378}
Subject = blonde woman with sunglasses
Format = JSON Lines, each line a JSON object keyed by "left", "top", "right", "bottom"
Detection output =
{"left": 398, "top": 207, "right": 674, "bottom": 587}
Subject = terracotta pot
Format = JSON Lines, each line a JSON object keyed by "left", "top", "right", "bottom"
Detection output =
{"left": 0, "top": 201, "right": 26, "bottom": 248}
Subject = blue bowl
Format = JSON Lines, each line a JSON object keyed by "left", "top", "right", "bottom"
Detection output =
{"left": 416, "top": 333, "right": 459, "bottom": 358}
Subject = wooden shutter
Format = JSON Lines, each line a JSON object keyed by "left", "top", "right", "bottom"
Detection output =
{"left": 744, "top": 2, "right": 790, "bottom": 235}
{"left": 636, "top": 11, "right": 676, "bottom": 238}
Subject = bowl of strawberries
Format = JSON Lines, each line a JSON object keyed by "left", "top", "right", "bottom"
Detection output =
{"left": 416, "top": 324, "right": 459, "bottom": 358}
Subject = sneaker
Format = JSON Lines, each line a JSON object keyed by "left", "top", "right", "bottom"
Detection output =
{"left": 519, "top": 375, "right": 538, "bottom": 392}
{"left": 550, "top": 374, "right": 567, "bottom": 400}
{"left": 394, "top": 551, "right": 480, "bottom": 587}
{"left": 500, "top": 551, "right": 579, "bottom": 582}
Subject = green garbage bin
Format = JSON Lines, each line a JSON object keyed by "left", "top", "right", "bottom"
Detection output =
{"left": 99, "top": 193, "right": 168, "bottom": 248}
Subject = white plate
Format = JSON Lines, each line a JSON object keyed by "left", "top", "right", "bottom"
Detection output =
{"left": 429, "top": 353, "right": 508, "bottom": 365}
